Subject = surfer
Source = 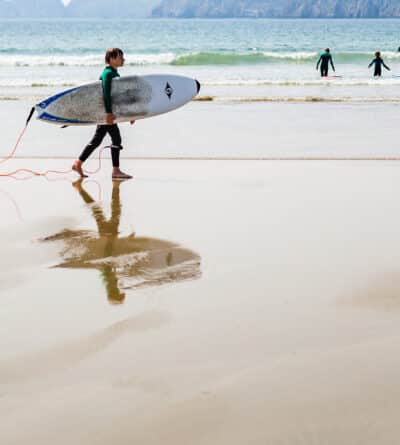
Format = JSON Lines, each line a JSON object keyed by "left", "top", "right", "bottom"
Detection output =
{"left": 72, "top": 48, "right": 134, "bottom": 180}
{"left": 368, "top": 51, "right": 390, "bottom": 77}
{"left": 316, "top": 48, "right": 335, "bottom": 77}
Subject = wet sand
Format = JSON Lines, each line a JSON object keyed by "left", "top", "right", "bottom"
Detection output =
{"left": 2, "top": 99, "right": 400, "bottom": 160}
{"left": 2, "top": 158, "right": 400, "bottom": 444}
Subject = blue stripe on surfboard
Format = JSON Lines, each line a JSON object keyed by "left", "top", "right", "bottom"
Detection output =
{"left": 36, "top": 86, "right": 80, "bottom": 109}
{"left": 38, "top": 112, "right": 93, "bottom": 125}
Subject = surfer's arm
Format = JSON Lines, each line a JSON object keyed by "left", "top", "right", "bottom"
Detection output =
{"left": 330, "top": 56, "right": 335, "bottom": 71}
{"left": 316, "top": 56, "right": 321, "bottom": 69}
{"left": 101, "top": 71, "right": 114, "bottom": 114}
{"left": 383, "top": 61, "right": 390, "bottom": 70}
{"left": 368, "top": 60, "right": 374, "bottom": 68}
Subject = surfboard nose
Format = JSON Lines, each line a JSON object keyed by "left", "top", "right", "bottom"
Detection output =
{"left": 195, "top": 80, "right": 201, "bottom": 94}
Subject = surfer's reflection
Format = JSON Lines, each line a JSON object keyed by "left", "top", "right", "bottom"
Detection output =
{"left": 42, "top": 179, "right": 201, "bottom": 304}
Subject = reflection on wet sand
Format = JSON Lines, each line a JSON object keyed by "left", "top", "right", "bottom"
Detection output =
{"left": 42, "top": 179, "right": 201, "bottom": 304}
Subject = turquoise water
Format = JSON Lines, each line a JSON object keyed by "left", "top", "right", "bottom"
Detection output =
{"left": 1, "top": 18, "right": 400, "bottom": 97}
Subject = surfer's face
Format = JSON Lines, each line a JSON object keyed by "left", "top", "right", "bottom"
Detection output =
{"left": 110, "top": 53, "right": 125, "bottom": 68}
{"left": 117, "top": 53, "right": 124, "bottom": 66}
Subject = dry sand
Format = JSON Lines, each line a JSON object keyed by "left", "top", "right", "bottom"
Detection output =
{"left": 1, "top": 158, "right": 400, "bottom": 444}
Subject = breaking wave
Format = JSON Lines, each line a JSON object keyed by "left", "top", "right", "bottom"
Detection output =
{"left": 2, "top": 50, "right": 400, "bottom": 67}
{"left": 172, "top": 51, "right": 400, "bottom": 65}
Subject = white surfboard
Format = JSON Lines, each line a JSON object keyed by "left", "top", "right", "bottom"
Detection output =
{"left": 35, "top": 74, "right": 201, "bottom": 126}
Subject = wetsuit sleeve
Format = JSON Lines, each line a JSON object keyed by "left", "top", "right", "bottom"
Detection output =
{"left": 368, "top": 60, "right": 374, "bottom": 68}
{"left": 102, "top": 71, "right": 114, "bottom": 113}
{"left": 383, "top": 60, "right": 390, "bottom": 70}
{"left": 329, "top": 55, "right": 335, "bottom": 71}
{"left": 316, "top": 56, "right": 322, "bottom": 69}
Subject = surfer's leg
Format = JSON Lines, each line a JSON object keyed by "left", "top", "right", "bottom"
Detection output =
{"left": 80, "top": 125, "right": 108, "bottom": 162}
{"left": 73, "top": 125, "right": 108, "bottom": 177}
{"left": 108, "top": 125, "right": 132, "bottom": 180}
{"left": 107, "top": 124, "right": 122, "bottom": 167}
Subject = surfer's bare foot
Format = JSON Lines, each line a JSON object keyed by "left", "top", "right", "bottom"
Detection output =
{"left": 72, "top": 160, "right": 88, "bottom": 178}
{"left": 112, "top": 168, "right": 132, "bottom": 180}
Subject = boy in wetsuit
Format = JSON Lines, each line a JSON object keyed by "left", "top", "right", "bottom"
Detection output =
{"left": 316, "top": 48, "right": 335, "bottom": 77}
{"left": 72, "top": 48, "right": 134, "bottom": 180}
{"left": 368, "top": 51, "right": 390, "bottom": 77}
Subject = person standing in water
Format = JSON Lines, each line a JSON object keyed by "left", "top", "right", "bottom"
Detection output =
{"left": 72, "top": 48, "right": 134, "bottom": 180}
{"left": 316, "top": 48, "right": 335, "bottom": 77}
{"left": 368, "top": 51, "right": 390, "bottom": 77}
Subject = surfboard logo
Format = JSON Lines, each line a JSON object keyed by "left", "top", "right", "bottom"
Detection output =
{"left": 164, "top": 82, "right": 173, "bottom": 100}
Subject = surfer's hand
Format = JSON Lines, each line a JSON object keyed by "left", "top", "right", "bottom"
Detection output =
{"left": 130, "top": 120, "right": 135, "bottom": 125}
{"left": 105, "top": 113, "right": 115, "bottom": 125}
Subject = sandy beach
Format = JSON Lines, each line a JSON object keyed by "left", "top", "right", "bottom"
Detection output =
{"left": 2, "top": 130, "right": 400, "bottom": 443}
{"left": 3, "top": 15, "right": 400, "bottom": 444}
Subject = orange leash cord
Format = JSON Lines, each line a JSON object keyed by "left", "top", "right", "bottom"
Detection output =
{"left": 0, "top": 107, "right": 106, "bottom": 180}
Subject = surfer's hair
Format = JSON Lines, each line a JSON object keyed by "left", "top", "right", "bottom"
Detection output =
{"left": 105, "top": 48, "right": 124, "bottom": 64}
{"left": 375, "top": 51, "right": 381, "bottom": 58}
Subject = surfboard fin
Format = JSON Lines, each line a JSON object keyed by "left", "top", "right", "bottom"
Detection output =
{"left": 26, "top": 107, "right": 35, "bottom": 126}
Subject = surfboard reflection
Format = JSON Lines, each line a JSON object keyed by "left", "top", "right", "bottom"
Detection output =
{"left": 42, "top": 179, "right": 201, "bottom": 304}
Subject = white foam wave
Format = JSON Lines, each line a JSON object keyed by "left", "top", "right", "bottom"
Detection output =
{"left": 261, "top": 51, "right": 317, "bottom": 59}
{"left": 200, "top": 96, "right": 400, "bottom": 103}
{"left": 203, "top": 78, "right": 400, "bottom": 86}
{"left": 0, "top": 53, "right": 176, "bottom": 67}
{"left": 0, "top": 79, "right": 79, "bottom": 87}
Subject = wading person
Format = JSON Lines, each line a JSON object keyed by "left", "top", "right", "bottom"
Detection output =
{"left": 316, "top": 48, "right": 335, "bottom": 77}
{"left": 368, "top": 51, "right": 390, "bottom": 77}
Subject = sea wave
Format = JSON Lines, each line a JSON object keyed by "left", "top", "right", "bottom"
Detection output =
{"left": 171, "top": 51, "right": 319, "bottom": 65}
{"left": 1, "top": 76, "right": 400, "bottom": 89}
{"left": 204, "top": 78, "right": 400, "bottom": 86}
{"left": 0, "top": 53, "right": 176, "bottom": 67}
{"left": 194, "top": 96, "right": 400, "bottom": 103}
{"left": 1, "top": 78, "right": 400, "bottom": 89}
{"left": 2, "top": 50, "right": 400, "bottom": 67}
{"left": 172, "top": 51, "right": 400, "bottom": 65}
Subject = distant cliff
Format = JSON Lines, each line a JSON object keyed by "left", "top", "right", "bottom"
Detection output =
{"left": 64, "top": 0, "right": 159, "bottom": 18}
{"left": 151, "top": 0, "right": 400, "bottom": 18}
{"left": 2, "top": 0, "right": 400, "bottom": 18}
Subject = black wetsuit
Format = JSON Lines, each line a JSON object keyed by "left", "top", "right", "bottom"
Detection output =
{"left": 316, "top": 52, "right": 335, "bottom": 77}
{"left": 368, "top": 58, "right": 390, "bottom": 77}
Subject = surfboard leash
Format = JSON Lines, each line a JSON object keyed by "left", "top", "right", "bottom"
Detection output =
{"left": 0, "top": 107, "right": 106, "bottom": 180}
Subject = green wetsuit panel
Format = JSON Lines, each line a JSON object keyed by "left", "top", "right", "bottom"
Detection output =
{"left": 100, "top": 66, "right": 120, "bottom": 114}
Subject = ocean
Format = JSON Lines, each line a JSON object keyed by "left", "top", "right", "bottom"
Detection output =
{"left": 1, "top": 18, "right": 400, "bottom": 102}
